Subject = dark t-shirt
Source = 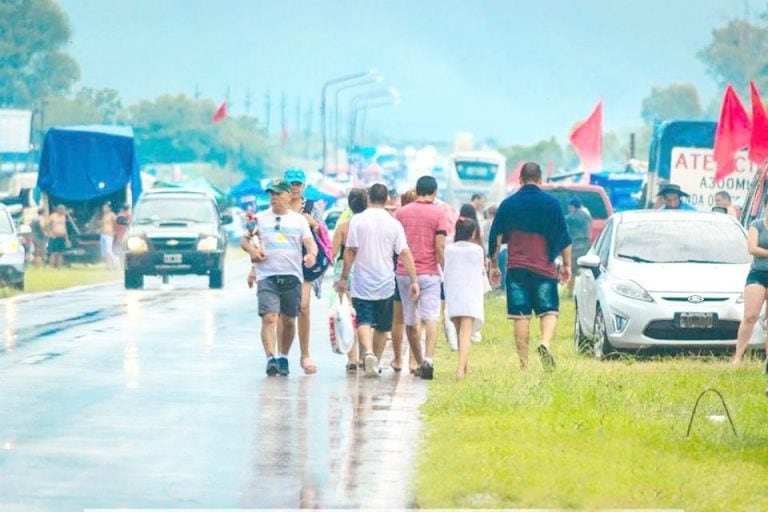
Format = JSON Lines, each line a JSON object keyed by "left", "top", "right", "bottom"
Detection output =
{"left": 566, "top": 208, "right": 592, "bottom": 245}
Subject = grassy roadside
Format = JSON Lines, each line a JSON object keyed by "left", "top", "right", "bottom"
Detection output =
{"left": 416, "top": 294, "right": 768, "bottom": 510}
{"left": 0, "top": 265, "right": 121, "bottom": 298}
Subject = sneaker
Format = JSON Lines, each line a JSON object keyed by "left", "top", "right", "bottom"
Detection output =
{"left": 363, "top": 353, "right": 379, "bottom": 378}
{"left": 537, "top": 345, "right": 556, "bottom": 370}
{"left": 471, "top": 331, "right": 482, "bottom": 343}
{"left": 420, "top": 360, "right": 434, "bottom": 380}
{"left": 346, "top": 362, "right": 358, "bottom": 373}
{"left": 266, "top": 357, "right": 279, "bottom": 377}
{"left": 278, "top": 357, "right": 290, "bottom": 376}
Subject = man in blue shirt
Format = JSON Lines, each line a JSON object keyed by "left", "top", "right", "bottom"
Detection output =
{"left": 657, "top": 183, "right": 697, "bottom": 210}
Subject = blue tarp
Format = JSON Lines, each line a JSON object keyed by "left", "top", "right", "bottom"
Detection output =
{"left": 229, "top": 178, "right": 268, "bottom": 209}
{"left": 648, "top": 120, "right": 716, "bottom": 179}
{"left": 37, "top": 125, "right": 142, "bottom": 203}
{"left": 590, "top": 169, "right": 645, "bottom": 211}
{"left": 304, "top": 184, "right": 337, "bottom": 206}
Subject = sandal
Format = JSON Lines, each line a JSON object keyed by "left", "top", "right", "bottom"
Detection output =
{"left": 390, "top": 360, "right": 402, "bottom": 372}
{"left": 301, "top": 356, "right": 318, "bottom": 375}
{"left": 346, "top": 362, "right": 358, "bottom": 373}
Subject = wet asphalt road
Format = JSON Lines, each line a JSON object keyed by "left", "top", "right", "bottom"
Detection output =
{"left": 0, "top": 258, "right": 427, "bottom": 511}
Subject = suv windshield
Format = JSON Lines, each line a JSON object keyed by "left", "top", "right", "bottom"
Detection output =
{"left": 0, "top": 211, "right": 13, "bottom": 234}
{"left": 615, "top": 219, "right": 749, "bottom": 264}
{"left": 134, "top": 197, "right": 218, "bottom": 223}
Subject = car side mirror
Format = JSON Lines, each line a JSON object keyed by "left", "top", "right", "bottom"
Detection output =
{"left": 117, "top": 216, "right": 129, "bottom": 225}
{"left": 577, "top": 253, "right": 601, "bottom": 269}
{"left": 17, "top": 224, "right": 32, "bottom": 235}
{"left": 220, "top": 214, "right": 233, "bottom": 225}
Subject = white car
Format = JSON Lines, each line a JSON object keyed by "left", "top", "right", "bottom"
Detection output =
{"left": 574, "top": 210, "right": 763, "bottom": 358}
{"left": 0, "top": 204, "right": 25, "bottom": 290}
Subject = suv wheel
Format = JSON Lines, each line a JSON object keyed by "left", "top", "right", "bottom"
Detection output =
{"left": 125, "top": 270, "right": 144, "bottom": 289}
{"left": 209, "top": 268, "right": 224, "bottom": 289}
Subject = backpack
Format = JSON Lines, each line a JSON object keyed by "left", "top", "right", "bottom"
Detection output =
{"left": 301, "top": 199, "right": 332, "bottom": 281}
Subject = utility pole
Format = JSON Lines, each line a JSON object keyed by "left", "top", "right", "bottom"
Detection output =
{"left": 225, "top": 86, "right": 231, "bottom": 108}
{"left": 193, "top": 84, "right": 201, "bottom": 101}
{"left": 295, "top": 97, "right": 301, "bottom": 137}
{"left": 304, "top": 101, "right": 313, "bottom": 159}
{"left": 244, "top": 88, "right": 252, "bottom": 116}
{"left": 264, "top": 90, "right": 272, "bottom": 135}
{"left": 280, "top": 91, "right": 287, "bottom": 146}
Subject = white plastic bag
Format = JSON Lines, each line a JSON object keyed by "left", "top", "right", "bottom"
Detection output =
{"left": 443, "top": 309, "right": 458, "bottom": 352}
{"left": 329, "top": 294, "right": 356, "bottom": 355}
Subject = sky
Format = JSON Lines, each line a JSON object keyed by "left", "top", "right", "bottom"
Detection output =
{"left": 56, "top": 0, "right": 760, "bottom": 146}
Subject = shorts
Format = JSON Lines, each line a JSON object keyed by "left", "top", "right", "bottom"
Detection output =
{"left": 746, "top": 269, "right": 768, "bottom": 287}
{"left": 396, "top": 274, "right": 442, "bottom": 327}
{"left": 257, "top": 275, "right": 301, "bottom": 317}
{"left": 100, "top": 234, "right": 115, "bottom": 258}
{"left": 571, "top": 241, "right": 590, "bottom": 273}
{"left": 505, "top": 267, "right": 559, "bottom": 318}
{"left": 49, "top": 236, "right": 67, "bottom": 254}
{"left": 352, "top": 296, "right": 394, "bottom": 332}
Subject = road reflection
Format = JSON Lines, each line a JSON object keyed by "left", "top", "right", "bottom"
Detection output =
{"left": 2, "top": 298, "right": 18, "bottom": 351}
{"left": 122, "top": 294, "right": 142, "bottom": 388}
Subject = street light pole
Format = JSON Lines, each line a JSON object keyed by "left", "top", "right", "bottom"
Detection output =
{"left": 333, "top": 75, "right": 383, "bottom": 171}
{"left": 359, "top": 98, "right": 401, "bottom": 146}
{"left": 320, "top": 70, "right": 377, "bottom": 177}
{"left": 349, "top": 88, "right": 399, "bottom": 147}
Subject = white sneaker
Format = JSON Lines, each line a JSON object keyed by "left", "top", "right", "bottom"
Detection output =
{"left": 364, "top": 353, "right": 379, "bottom": 378}
{"left": 471, "top": 331, "right": 482, "bottom": 343}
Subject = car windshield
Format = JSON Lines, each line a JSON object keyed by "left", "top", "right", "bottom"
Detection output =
{"left": 546, "top": 190, "right": 609, "bottom": 218}
{"left": 0, "top": 212, "right": 13, "bottom": 234}
{"left": 615, "top": 219, "right": 749, "bottom": 264}
{"left": 455, "top": 161, "right": 498, "bottom": 181}
{"left": 133, "top": 198, "right": 218, "bottom": 223}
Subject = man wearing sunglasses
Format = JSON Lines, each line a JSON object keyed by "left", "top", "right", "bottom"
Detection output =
{"left": 241, "top": 178, "right": 318, "bottom": 377}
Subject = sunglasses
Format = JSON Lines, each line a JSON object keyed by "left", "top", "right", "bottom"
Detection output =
{"left": 290, "top": 181, "right": 304, "bottom": 186}
{"left": 275, "top": 216, "right": 281, "bottom": 232}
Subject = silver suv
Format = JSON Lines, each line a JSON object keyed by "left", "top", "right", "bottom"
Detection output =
{"left": 0, "top": 204, "right": 25, "bottom": 290}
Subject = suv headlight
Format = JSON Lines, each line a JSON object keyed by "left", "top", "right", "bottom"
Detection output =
{"left": 197, "top": 236, "right": 218, "bottom": 252}
{"left": 608, "top": 276, "right": 653, "bottom": 302}
{"left": 125, "top": 236, "right": 148, "bottom": 253}
{"left": 0, "top": 239, "right": 20, "bottom": 254}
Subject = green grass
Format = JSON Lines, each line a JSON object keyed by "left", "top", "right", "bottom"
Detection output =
{"left": 0, "top": 265, "right": 121, "bottom": 298}
{"left": 417, "top": 293, "right": 768, "bottom": 510}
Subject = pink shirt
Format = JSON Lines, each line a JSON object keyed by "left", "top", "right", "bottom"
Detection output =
{"left": 394, "top": 199, "right": 451, "bottom": 275}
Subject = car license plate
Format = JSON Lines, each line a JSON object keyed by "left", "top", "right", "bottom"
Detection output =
{"left": 675, "top": 312, "right": 717, "bottom": 328}
{"left": 163, "top": 253, "right": 182, "bottom": 264}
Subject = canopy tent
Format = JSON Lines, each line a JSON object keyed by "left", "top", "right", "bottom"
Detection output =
{"left": 151, "top": 177, "right": 226, "bottom": 203}
{"left": 304, "top": 184, "right": 339, "bottom": 207}
{"left": 229, "top": 178, "right": 269, "bottom": 210}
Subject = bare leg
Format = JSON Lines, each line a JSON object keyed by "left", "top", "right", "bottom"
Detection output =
{"left": 261, "top": 313, "right": 278, "bottom": 356}
{"left": 454, "top": 316, "right": 473, "bottom": 379}
{"left": 424, "top": 319, "right": 438, "bottom": 359}
{"left": 405, "top": 325, "right": 424, "bottom": 366}
{"left": 539, "top": 313, "right": 559, "bottom": 351}
{"left": 279, "top": 315, "right": 296, "bottom": 355}
{"left": 299, "top": 281, "right": 316, "bottom": 373}
{"left": 357, "top": 324, "right": 374, "bottom": 354}
{"left": 732, "top": 285, "right": 766, "bottom": 363}
{"left": 373, "top": 329, "right": 389, "bottom": 361}
{"left": 391, "top": 301, "right": 404, "bottom": 370}
{"left": 514, "top": 318, "right": 531, "bottom": 369}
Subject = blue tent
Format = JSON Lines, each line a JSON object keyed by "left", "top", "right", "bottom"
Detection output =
{"left": 304, "top": 184, "right": 337, "bottom": 206}
{"left": 229, "top": 178, "right": 268, "bottom": 209}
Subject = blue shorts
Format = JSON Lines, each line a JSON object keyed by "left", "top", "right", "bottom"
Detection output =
{"left": 352, "top": 296, "right": 394, "bottom": 332}
{"left": 505, "top": 267, "right": 559, "bottom": 317}
{"left": 746, "top": 269, "right": 768, "bottom": 287}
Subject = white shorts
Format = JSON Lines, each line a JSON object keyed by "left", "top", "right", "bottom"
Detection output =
{"left": 396, "top": 274, "right": 442, "bottom": 327}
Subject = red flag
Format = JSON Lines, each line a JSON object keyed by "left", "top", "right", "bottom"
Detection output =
{"left": 749, "top": 81, "right": 768, "bottom": 165}
{"left": 212, "top": 101, "right": 227, "bottom": 123}
{"left": 713, "top": 85, "right": 751, "bottom": 181}
{"left": 569, "top": 100, "right": 603, "bottom": 175}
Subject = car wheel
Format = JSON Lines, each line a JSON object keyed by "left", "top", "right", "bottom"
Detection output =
{"left": 573, "top": 300, "right": 591, "bottom": 354}
{"left": 593, "top": 306, "right": 616, "bottom": 360}
{"left": 12, "top": 275, "right": 24, "bottom": 290}
{"left": 124, "top": 270, "right": 144, "bottom": 290}
{"left": 209, "top": 268, "right": 224, "bottom": 289}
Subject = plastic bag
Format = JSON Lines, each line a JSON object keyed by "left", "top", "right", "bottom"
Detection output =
{"left": 443, "top": 310, "right": 458, "bottom": 352}
{"left": 329, "top": 293, "right": 356, "bottom": 355}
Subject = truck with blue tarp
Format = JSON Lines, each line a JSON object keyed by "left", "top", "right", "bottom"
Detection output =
{"left": 646, "top": 120, "right": 759, "bottom": 210}
{"left": 37, "top": 125, "right": 142, "bottom": 263}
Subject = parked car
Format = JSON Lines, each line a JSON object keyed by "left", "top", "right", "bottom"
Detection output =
{"left": 323, "top": 206, "right": 346, "bottom": 232}
{"left": 541, "top": 183, "right": 614, "bottom": 242}
{"left": 573, "top": 210, "right": 761, "bottom": 358}
{"left": 0, "top": 204, "right": 26, "bottom": 289}
{"left": 121, "top": 188, "right": 232, "bottom": 289}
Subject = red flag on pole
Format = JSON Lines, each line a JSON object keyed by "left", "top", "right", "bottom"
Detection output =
{"left": 713, "top": 85, "right": 751, "bottom": 181}
{"left": 569, "top": 100, "right": 603, "bottom": 178}
{"left": 749, "top": 81, "right": 768, "bottom": 165}
{"left": 212, "top": 101, "right": 227, "bottom": 123}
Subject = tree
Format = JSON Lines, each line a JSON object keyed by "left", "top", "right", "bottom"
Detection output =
{"left": 641, "top": 83, "right": 702, "bottom": 125}
{"left": 45, "top": 88, "right": 128, "bottom": 127}
{"left": 0, "top": 0, "right": 80, "bottom": 107}
{"left": 698, "top": 19, "right": 768, "bottom": 97}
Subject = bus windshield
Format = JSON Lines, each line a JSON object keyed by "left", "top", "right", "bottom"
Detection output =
{"left": 455, "top": 161, "right": 498, "bottom": 181}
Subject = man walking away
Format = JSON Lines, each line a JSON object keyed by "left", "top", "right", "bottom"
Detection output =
{"left": 489, "top": 162, "right": 572, "bottom": 370}
{"left": 565, "top": 197, "right": 592, "bottom": 296}
{"left": 242, "top": 179, "right": 318, "bottom": 377}
{"left": 394, "top": 176, "right": 451, "bottom": 379}
{"left": 336, "top": 183, "right": 419, "bottom": 378}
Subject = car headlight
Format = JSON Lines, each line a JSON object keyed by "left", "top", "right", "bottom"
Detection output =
{"left": 125, "top": 236, "right": 148, "bottom": 253}
{"left": 608, "top": 276, "right": 653, "bottom": 302}
{"left": 0, "top": 239, "right": 20, "bottom": 254}
{"left": 197, "top": 236, "right": 218, "bottom": 252}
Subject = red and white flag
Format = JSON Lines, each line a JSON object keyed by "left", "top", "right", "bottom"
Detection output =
{"left": 212, "top": 101, "right": 227, "bottom": 123}
{"left": 569, "top": 100, "right": 603, "bottom": 178}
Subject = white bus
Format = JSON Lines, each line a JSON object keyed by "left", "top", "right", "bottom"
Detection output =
{"left": 446, "top": 150, "right": 507, "bottom": 207}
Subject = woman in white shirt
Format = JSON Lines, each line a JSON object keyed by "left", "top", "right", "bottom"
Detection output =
{"left": 443, "top": 218, "right": 485, "bottom": 380}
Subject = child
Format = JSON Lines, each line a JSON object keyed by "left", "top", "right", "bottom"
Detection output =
{"left": 443, "top": 217, "right": 485, "bottom": 380}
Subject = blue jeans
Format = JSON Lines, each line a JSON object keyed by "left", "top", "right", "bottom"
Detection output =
{"left": 505, "top": 267, "right": 559, "bottom": 317}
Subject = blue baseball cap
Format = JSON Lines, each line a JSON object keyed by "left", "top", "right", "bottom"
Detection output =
{"left": 283, "top": 167, "right": 306, "bottom": 184}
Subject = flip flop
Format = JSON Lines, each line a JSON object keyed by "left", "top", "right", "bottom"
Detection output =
{"left": 301, "top": 356, "right": 318, "bottom": 375}
{"left": 390, "top": 360, "right": 402, "bottom": 372}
